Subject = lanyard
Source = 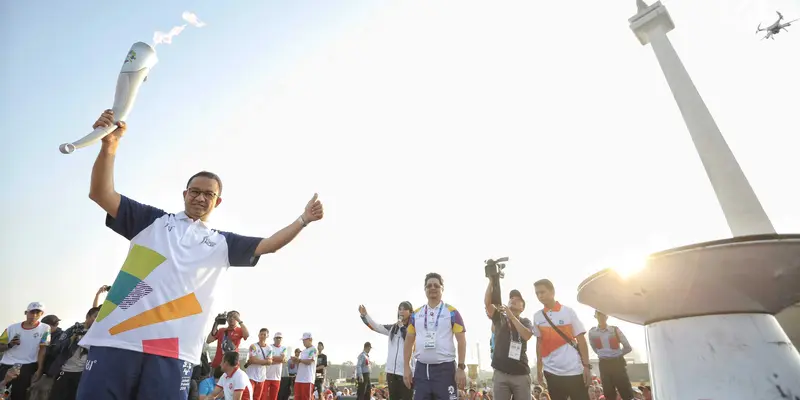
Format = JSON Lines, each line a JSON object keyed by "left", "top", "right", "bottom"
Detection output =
{"left": 424, "top": 303, "right": 445, "bottom": 331}
{"left": 506, "top": 315, "right": 520, "bottom": 343}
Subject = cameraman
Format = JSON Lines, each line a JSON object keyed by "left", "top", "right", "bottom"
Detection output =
{"left": 207, "top": 311, "right": 249, "bottom": 369}
{"left": 47, "top": 306, "right": 100, "bottom": 400}
{"left": 484, "top": 278, "right": 533, "bottom": 400}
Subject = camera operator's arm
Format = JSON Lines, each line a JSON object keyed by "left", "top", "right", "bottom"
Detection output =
{"left": 237, "top": 315, "right": 250, "bottom": 341}
{"left": 484, "top": 279, "right": 496, "bottom": 319}
{"left": 93, "top": 285, "right": 110, "bottom": 308}
{"left": 504, "top": 309, "right": 533, "bottom": 341}
{"left": 206, "top": 324, "right": 220, "bottom": 344}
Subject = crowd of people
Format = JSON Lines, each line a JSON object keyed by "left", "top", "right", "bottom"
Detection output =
{"left": 1, "top": 110, "right": 652, "bottom": 400}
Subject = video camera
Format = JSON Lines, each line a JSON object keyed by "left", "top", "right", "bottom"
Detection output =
{"left": 215, "top": 312, "right": 229, "bottom": 325}
{"left": 72, "top": 322, "right": 88, "bottom": 337}
{"left": 484, "top": 257, "right": 509, "bottom": 279}
{"left": 485, "top": 257, "right": 509, "bottom": 307}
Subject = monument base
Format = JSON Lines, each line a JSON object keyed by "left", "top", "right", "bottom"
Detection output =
{"left": 578, "top": 234, "right": 800, "bottom": 399}
{"left": 646, "top": 313, "right": 800, "bottom": 398}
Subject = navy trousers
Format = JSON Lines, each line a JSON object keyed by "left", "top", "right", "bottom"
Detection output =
{"left": 76, "top": 346, "right": 193, "bottom": 400}
{"left": 412, "top": 361, "right": 457, "bottom": 400}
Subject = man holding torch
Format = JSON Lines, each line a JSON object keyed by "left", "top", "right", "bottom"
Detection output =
{"left": 76, "top": 110, "right": 324, "bottom": 400}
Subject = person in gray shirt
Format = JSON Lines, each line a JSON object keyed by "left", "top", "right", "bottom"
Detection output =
{"left": 355, "top": 342, "right": 372, "bottom": 400}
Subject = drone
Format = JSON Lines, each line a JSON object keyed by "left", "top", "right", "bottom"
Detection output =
{"left": 756, "top": 11, "right": 798, "bottom": 40}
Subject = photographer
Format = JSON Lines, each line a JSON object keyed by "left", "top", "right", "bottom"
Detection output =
{"left": 207, "top": 311, "right": 249, "bottom": 369}
{"left": 484, "top": 281, "right": 533, "bottom": 400}
{"left": 47, "top": 306, "right": 100, "bottom": 400}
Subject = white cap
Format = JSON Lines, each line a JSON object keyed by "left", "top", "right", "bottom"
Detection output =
{"left": 301, "top": 332, "right": 313, "bottom": 340}
{"left": 274, "top": 332, "right": 283, "bottom": 338}
{"left": 26, "top": 302, "right": 44, "bottom": 312}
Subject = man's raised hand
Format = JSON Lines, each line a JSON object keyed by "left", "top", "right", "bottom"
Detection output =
{"left": 302, "top": 193, "right": 324, "bottom": 224}
{"left": 94, "top": 110, "right": 126, "bottom": 145}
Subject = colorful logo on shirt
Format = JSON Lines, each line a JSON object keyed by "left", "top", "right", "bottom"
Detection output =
{"left": 96, "top": 245, "right": 204, "bottom": 350}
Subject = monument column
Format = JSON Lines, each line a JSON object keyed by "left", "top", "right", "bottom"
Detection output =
{"left": 577, "top": 2, "right": 800, "bottom": 399}
{"left": 630, "top": 0, "right": 774, "bottom": 236}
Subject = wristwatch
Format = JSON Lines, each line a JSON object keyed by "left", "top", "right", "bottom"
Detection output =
{"left": 583, "top": 363, "right": 592, "bottom": 370}
{"left": 457, "top": 363, "right": 466, "bottom": 370}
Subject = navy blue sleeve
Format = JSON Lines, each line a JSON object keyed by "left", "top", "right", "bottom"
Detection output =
{"left": 105, "top": 195, "right": 167, "bottom": 241}
{"left": 219, "top": 231, "right": 262, "bottom": 267}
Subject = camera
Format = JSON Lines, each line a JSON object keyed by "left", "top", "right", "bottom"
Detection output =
{"left": 73, "top": 322, "right": 88, "bottom": 337}
{"left": 485, "top": 257, "right": 509, "bottom": 307}
{"left": 215, "top": 312, "right": 228, "bottom": 325}
{"left": 484, "top": 257, "right": 509, "bottom": 279}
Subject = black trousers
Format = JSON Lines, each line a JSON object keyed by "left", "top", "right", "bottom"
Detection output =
{"left": 356, "top": 373, "right": 371, "bottom": 400}
{"left": 0, "top": 362, "right": 38, "bottom": 400}
{"left": 49, "top": 371, "right": 83, "bottom": 400}
{"left": 279, "top": 376, "right": 294, "bottom": 400}
{"left": 599, "top": 357, "right": 634, "bottom": 400}
{"left": 386, "top": 373, "right": 412, "bottom": 400}
{"left": 315, "top": 377, "right": 324, "bottom": 397}
{"left": 543, "top": 371, "right": 588, "bottom": 400}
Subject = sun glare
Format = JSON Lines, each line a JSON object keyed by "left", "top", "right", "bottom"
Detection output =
{"left": 610, "top": 251, "right": 653, "bottom": 279}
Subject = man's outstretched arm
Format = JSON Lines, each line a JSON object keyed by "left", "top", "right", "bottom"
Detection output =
{"left": 88, "top": 110, "right": 124, "bottom": 218}
{"left": 254, "top": 193, "right": 324, "bottom": 256}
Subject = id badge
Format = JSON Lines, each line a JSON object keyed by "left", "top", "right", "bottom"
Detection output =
{"left": 508, "top": 341, "right": 522, "bottom": 360}
{"left": 424, "top": 331, "right": 436, "bottom": 349}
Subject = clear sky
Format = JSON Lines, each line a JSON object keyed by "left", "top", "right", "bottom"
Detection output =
{"left": 2, "top": 0, "right": 800, "bottom": 370}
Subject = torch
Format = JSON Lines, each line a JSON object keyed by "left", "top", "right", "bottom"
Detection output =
{"left": 59, "top": 42, "right": 158, "bottom": 154}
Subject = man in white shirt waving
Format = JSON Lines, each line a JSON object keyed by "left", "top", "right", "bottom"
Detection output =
{"left": 77, "top": 110, "right": 324, "bottom": 400}
{"left": 210, "top": 351, "right": 253, "bottom": 400}
{"left": 292, "top": 333, "right": 317, "bottom": 400}
{"left": 403, "top": 273, "right": 468, "bottom": 400}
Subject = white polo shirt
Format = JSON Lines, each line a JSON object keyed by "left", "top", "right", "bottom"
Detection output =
{"left": 266, "top": 345, "right": 288, "bottom": 381}
{"left": 407, "top": 302, "right": 466, "bottom": 365}
{"left": 296, "top": 346, "right": 318, "bottom": 384}
{"left": 246, "top": 342, "right": 272, "bottom": 382}
{"left": 217, "top": 367, "right": 253, "bottom": 400}
{"left": 80, "top": 196, "right": 262, "bottom": 364}
{"left": 532, "top": 302, "right": 586, "bottom": 376}
{"left": 0, "top": 322, "right": 51, "bottom": 365}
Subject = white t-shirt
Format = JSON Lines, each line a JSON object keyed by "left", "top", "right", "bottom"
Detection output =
{"left": 531, "top": 302, "right": 587, "bottom": 376}
{"left": 0, "top": 322, "right": 51, "bottom": 365}
{"left": 80, "top": 196, "right": 262, "bottom": 364}
{"left": 407, "top": 302, "right": 466, "bottom": 364}
{"left": 295, "top": 346, "right": 318, "bottom": 383}
{"left": 266, "top": 344, "right": 288, "bottom": 381}
{"left": 246, "top": 343, "right": 272, "bottom": 382}
{"left": 217, "top": 367, "right": 253, "bottom": 400}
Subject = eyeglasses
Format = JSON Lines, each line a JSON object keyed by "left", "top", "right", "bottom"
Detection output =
{"left": 425, "top": 283, "right": 442, "bottom": 289}
{"left": 187, "top": 188, "right": 218, "bottom": 200}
